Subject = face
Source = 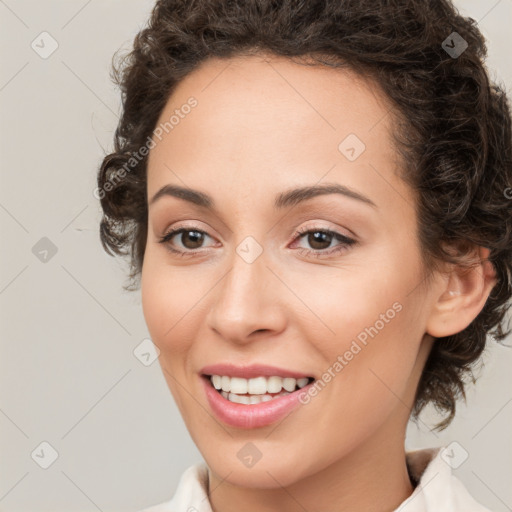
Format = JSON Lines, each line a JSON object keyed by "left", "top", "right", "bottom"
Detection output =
{"left": 141, "top": 53, "right": 437, "bottom": 488}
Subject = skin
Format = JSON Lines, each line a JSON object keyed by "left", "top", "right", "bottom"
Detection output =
{"left": 141, "top": 53, "right": 497, "bottom": 512}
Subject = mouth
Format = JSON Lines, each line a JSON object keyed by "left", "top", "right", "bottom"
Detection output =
{"left": 201, "top": 374, "right": 315, "bottom": 405}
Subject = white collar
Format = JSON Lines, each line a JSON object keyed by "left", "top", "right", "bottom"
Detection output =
{"left": 140, "top": 447, "right": 490, "bottom": 512}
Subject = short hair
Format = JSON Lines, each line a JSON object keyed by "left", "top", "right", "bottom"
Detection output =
{"left": 97, "top": 0, "right": 512, "bottom": 429}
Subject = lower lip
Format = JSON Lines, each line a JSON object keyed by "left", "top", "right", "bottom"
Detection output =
{"left": 201, "top": 375, "right": 314, "bottom": 429}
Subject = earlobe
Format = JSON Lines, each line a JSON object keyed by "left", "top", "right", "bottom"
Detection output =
{"left": 426, "top": 247, "right": 497, "bottom": 338}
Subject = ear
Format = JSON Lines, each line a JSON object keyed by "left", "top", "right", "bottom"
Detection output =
{"left": 426, "top": 246, "right": 497, "bottom": 338}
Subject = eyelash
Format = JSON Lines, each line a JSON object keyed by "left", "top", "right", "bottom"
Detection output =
{"left": 157, "top": 225, "right": 356, "bottom": 259}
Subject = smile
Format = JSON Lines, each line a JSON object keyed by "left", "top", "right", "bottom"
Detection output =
{"left": 208, "top": 375, "right": 313, "bottom": 404}
{"left": 200, "top": 366, "right": 316, "bottom": 428}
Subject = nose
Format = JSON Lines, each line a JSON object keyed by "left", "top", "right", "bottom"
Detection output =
{"left": 205, "top": 248, "right": 287, "bottom": 345}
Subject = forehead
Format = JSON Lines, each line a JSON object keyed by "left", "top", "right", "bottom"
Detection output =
{"left": 146, "top": 53, "right": 410, "bottom": 216}
{"left": 154, "top": 52, "right": 394, "bottom": 139}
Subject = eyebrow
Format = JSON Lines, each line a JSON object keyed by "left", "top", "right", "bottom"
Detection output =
{"left": 149, "top": 182, "right": 377, "bottom": 210}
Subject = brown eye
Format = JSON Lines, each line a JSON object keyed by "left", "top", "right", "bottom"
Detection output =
{"left": 177, "top": 230, "right": 205, "bottom": 249}
{"left": 292, "top": 227, "right": 356, "bottom": 259}
{"left": 158, "top": 226, "right": 214, "bottom": 254}
{"left": 306, "top": 231, "right": 334, "bottom": 250}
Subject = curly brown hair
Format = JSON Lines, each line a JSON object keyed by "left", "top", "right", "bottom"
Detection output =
{"left": 97, "top": 0, "right": 512, "bottom": 429}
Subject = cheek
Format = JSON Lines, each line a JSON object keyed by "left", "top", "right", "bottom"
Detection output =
{"left": 302, "top": 235, "right": 422, "bottom": 337}
{"left": 315, "top": 286, "right": 426, "bottom": 432}
{"left": 140, "top": 254, "right": 192, "bottom": 357}
{"left": 141, "top": 261, "right": 168, "bottom": 346}
{"left": 298, "top": 242, "right": 426, "bottom": 410}
{"left": 294, "top": 264, "right": 416, "bottom": 359}
{"left": 141, "top": 258, "right": 200, "bottom": 413}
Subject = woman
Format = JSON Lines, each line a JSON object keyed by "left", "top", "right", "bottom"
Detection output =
{"left": 97, "top": 0, "right": 512, "bottom": 510}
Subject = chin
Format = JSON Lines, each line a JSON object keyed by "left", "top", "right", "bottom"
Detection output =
{"left": 207, "top": 455, "right": 308, "bottom": 489}
{"left": 195, "top": 434, "right": 327, "bottom": 489}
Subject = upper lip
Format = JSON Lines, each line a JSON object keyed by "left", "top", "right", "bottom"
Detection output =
{"left": 200, "top": 363, "right": 314, "bottom": 380}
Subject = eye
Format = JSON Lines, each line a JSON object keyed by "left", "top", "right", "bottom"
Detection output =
{"left": 290, "top": 226, "right": 356, "bottom": 258}
{"left": 158, "top": 225, "right": 215, "bottom": 256}
{"left": 158, "top": 224, "right": 356, "bottom": 258}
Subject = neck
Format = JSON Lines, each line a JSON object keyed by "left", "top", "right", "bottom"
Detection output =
{"left": 207, "top": 422, "right": 414, "bottom": 512}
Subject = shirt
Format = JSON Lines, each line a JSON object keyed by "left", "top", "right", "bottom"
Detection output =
{"left": 138, "top": 447, "right": 491, "bottom": 512}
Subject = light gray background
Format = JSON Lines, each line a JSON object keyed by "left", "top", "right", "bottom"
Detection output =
{"left": 0, "top": 1, "right": 511, "bottom": 511}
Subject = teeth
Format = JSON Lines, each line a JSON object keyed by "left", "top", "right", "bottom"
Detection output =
{"left": 211, "top": 375, "right": 222, "bottom": 390}
{"left": 297, "top": 377, "right": 309, "bottom": 388}
{"left": 209, "top": 375, "right": 312, "bottom": 397}
{"left": 228, "top": 391, "right": 289, "bottom": 404}
{"left": 221, "top": 376, "right": 231, "bottom": 392}
{"left": 247, "top": 376, "right": 267, "bottom": 394}
{"left": 267, "top": 376, "right": 283, "bottom": 393}
{"left": 228, "top": 393, "right": 250, "bottom": 404}
{"left": 230, "top": 377, "right": 248, "bottom": 394}
{"left": 282, "top": 377, "right": 297, "bottom": 392}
